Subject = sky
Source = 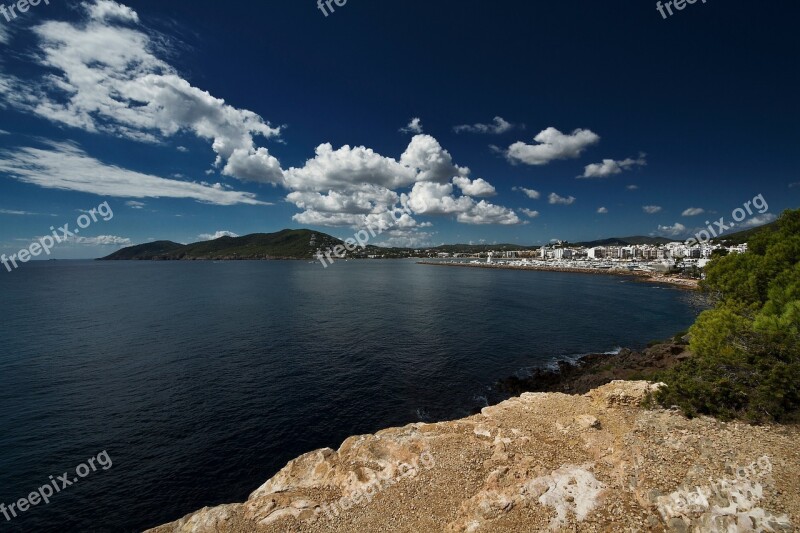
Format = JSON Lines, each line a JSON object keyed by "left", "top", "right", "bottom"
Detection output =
{"left": 0, "top": 0, "right": 798, "bottom": 258}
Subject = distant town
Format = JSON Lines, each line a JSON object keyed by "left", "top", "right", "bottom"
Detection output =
{"left": 419, "top": 241, "right": 749, "bottom": 277}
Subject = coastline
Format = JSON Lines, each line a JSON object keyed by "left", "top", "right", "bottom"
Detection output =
{"left": 494, "top": 339, "right": 692, "bottom": 397}
{"left": 417, "top": 260, "right": 700, "bottom": 290}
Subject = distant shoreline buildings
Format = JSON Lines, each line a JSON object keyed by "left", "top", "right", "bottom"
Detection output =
{"left": 433, "top": 241, "right": 749, "bottom": 276}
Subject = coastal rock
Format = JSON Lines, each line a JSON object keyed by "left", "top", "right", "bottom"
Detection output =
{"left": 147, "top": 381, "right": 799, "bottom": 532}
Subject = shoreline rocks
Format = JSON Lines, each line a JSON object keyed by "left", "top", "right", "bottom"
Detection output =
{"left": 146, "top": 380, "right": 799, "bottom": 532}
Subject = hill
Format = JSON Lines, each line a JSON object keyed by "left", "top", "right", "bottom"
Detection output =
{"left": 102, "top": 240, "right": 185, "bottom": 260}
{"left": 101, "top": 230, "right": 344, "bottom": 261}
{"left": 575, "top": 236, "right": 673, "bottom": 247}
{"left": 712, "top": 219, "right": 779, "bottom": 245}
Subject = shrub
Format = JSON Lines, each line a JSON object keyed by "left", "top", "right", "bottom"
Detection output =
{"left": 656, "top": 209, "right": 800, "bottom": 423}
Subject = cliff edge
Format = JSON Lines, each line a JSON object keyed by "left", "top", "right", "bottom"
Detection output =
{"left": 147, "top": 381, "right": 799, "bottom": 532}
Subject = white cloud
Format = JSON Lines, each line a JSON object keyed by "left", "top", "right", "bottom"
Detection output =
{"left": 0, "top": 1, "right": 284, "bottom": 185}
{"left": 284, "top": 143, "right": 416, "bottom": 192}
{"left": 176, "top": 146, "right": 189, "bottom": 153}
{"left": 740, "top": 213, "right": 777, "bottom": 229}
{"left": 405, "top": 182, "right": 520, "bottom": 225}
{"left": 75, "top": 235, "right": 132, "bottom": 246}
{"left": 286, "top": 187, "right": 398, "bottom": 216}
{"left": 0, "top": 142, "right": 269, "bottom": 206}
{"left": 643, "top": 205, "right": 663, "bottom": 214}
{"left": 82, "top": 0, "right": 139, "bottom": 22}
{"left": 597, "top": 207, "right": 608, "bottom": 214}
{"left": 789, "top": 182, "right": 799, "bottom": 189}
{"left": 0, "top": 209, "right": 54, "bottom": 216}
{"left": 521, "top": 208, "right": 540, "bottom": 218}
{"left": 506, "top": 128, "right": 600, "bottom": 166}
{"left": 455, "top": 200, "right": 521, "bottom": 225}
{"left": 579, "top": 153, "right": 646, "bottom": 178}
{"left": 399, "top": 134, "right": 469, "bottom": 184}
{"left": 400, "top": 118, "right": 424, "bottom": 134}
{"left": 453, "top": 116, "right": 513, "bottom": 135}
{"left": 198, "top": 230, "right": 239, "bottom": 241}
{"left": 626, "top": 184, "right": 639, "bottom": 190}
{"left": 452, "top": 176, "right": 497, "bottom": 197}
{"left": 286, "top": 135, "right": 468, "bottom": 193}
{"left": 512, "top": 186, "right": 541, "bottom": 200}
{"left": 285, "top": 135, "right": 519, "bottom": 229}
{"left": 0, "top": 24, "right": 9, "bottom": 44}
{"left": 657, "top": 223, "right": 687, "bottom": 237}
{"left": 406, "top": 182, "right": 474, "bottom": 215}
{"left": 548, "top": 193, "right": 576, "bottom": 206}
{"left": 681, "top": 207, "right": 705, "bottom": 217}
{"left": 125, "top": 200, "right": 146, "bottom": 209}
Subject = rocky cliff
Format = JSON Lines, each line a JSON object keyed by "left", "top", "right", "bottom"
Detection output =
{"left": 147, "top": 381, "right": 799, "bottom": 532}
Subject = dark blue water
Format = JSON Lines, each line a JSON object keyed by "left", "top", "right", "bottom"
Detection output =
{"left": 0, "top": 260, "right": 705, "bottom": 531}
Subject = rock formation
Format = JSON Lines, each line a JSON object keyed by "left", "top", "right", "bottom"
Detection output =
{"left": 148, "top": 381, "right": 799, "bottom": 532}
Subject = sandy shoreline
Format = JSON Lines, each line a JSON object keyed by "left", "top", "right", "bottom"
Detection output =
{"left": 416, "top": 260, "right": 700, "bottom": 290}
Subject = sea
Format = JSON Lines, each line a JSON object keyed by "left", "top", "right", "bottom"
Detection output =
{"left": 0, "top": 259, "right": 706, "bottom": 531}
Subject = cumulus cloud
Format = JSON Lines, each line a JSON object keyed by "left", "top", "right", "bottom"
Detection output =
{"left": 399, "top": 134, "right": 470, "bottom": 184}
{"left": 548, "top": 193, "right": 576, "bottom": 206}
{"left": 597, "top": 207, "right": 608, "bottom": 214}
{"left": 82, "top": 0, "right": 139, "bottom": 22}
{"left": 455, "top": 200, "right": 521, "bottom": 225}
{"left": 657, "top": 222, "right": 687, "bottom": 237}
{"left": 0, "top": 0, "right": 284, "bottom": 185}
{"left": 740, "top": 213, "right": 777, "bottom": 228}
{"left": 512, "top": 186, "right": 541, "bottom": 200}
{"left": 0, "top": 142, "right": 269, "bottom": 206}
{"left": 506, "top": 128, "right": 600, "bottom": 166}
{"left": 285, "top": 134, "right": 519, "bottom": 229}
{"left": 125, "top": 201, "right": 146, "bottom": 209}
{"left": 643, "top": 205, "right": 663, "bottom": 214}
{"left": 681, "top": 207, "right": 705, "bottom": 217}
{"left": 520, "top": 208, "right": 540, "bottom": 218}
{"left": 626, "top": 184, "right": 639, "bottom": 190}
{"left": 452, "top": 176, "right": 497, "bottom": 197}
{"left": 579, "top": 153, "right": 646, "bottom": 179}
{"left": 406, "top": 182, "right": 473, "bottom": 216}
{"left": 284, "top": 143, "right": 416, "bottom": 192}
{"left": 198, "top": 231, "right": 239, "bottom": 241}
{"left": 405, "top": 182, "right": 519, "bottom": 225}
{"left": 400, "top": 118, "right": 424, "bottom": 134}
{"left": 453, "top": 116, "right": 514, "bottom": 135}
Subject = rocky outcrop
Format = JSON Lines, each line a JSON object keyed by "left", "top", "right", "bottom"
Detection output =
{"left": 147, "top": 381, "right": 799, "bottom": 532}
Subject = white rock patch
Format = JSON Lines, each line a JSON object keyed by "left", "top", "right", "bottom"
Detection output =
{"left": 523, "top": 465, "right": 605, "bottom": 530}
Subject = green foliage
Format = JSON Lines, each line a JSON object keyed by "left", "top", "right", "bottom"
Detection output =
{"left": 657, "top": 209, "right": 800, "bottom": 423}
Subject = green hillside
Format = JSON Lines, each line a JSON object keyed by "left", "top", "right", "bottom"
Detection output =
{"left": 102, "top": 240, "right": 185, "bottom": 260}
{"left": 102, "top": 230, "right": 343, "bottom": 260}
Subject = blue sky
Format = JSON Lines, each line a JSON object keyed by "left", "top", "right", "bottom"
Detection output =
{"left": 0, "top": 0, "right": 798, "bottom": 258}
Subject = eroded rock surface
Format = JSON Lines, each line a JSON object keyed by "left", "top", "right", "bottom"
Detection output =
{"left": 147, "top": 381, "right": 799, "bottom": 532}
